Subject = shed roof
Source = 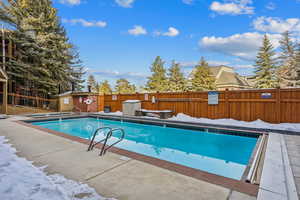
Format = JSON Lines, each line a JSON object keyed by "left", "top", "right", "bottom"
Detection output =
{"left": 57, "top": 91, "right": 99, "bottom": 97}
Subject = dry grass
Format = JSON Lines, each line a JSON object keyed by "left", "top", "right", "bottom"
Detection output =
{"left": 0, "top": 105, "right": 56, "bottom": 115}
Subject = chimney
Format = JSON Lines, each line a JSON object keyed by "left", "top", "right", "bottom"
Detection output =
{"left": 58, "top": 84, "right": 61, "bottom": 94}
{"left": 71, "top": 82, "right": 75, "bottom": 92}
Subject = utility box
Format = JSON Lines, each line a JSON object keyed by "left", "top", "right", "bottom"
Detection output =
{"left": 122, "top": 100, "right": 141, "bottom": 116}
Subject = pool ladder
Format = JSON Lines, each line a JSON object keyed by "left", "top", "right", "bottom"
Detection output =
{"left": 87, "top": 127, "right": 125, "bottom": 156}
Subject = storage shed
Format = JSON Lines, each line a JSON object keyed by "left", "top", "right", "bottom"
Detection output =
{"left": 57, "top": 92, "right": 73, "bottom": 112}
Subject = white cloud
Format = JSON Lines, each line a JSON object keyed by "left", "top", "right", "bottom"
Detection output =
{"left": 180, "top": 61, "right": 198, "bottom": 67}
{"left": 182, "top": 0, "right": 194, "bottom": 5}
{"left": 180, "top": 60, "right": 230, "bottom": 67}
{"left": 200, "top": 32, "right": 281, "bottom": 60}
{"left": 210, "top": 0, "right": 254, "bottom": 15}
{"left": 115, "top": 0, "right": 135, "bottom": 8}
{"left": 164, "top": 27, "right": 180, "bottom": 37}
{"left": 93, "top": 70, "right": 146, "bottom": 79}
{"left": 253, "top": 17, "right": 300, "bottom": 33}
{"left": 62, "top": 19, "right": 107, "bottom": 27}
{"left": 128, "top": 25, "right": 147, "bottom": 36}
{"left": 265, "top": 2, "right": 276, "bottom": 10}
{"left": 208, "top": 60, "right": 230, "bottom": 66}
{"left": 59, "top": 0, "right": 81, "bottom": 5}
{"left": 91, "top": 69, "right": 147, "bottom": 85}
{"left": 232, "top": 64, "right": 255, "bottom": 69}
{"left": 155, "top": 27, "right": 180, "bottom": 37}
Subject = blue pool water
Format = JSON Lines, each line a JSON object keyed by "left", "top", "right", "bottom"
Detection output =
{"left": 32, "top": 117, "right": 258, "bottom": 180}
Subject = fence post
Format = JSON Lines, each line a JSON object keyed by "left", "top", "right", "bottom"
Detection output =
{"left": 225, "top": 88, "right": 230, "bottom": 118}
{"left": 36, "top": 96, "right": 39, "bottom": 108}
{"left": 118, "top": 93, "right": 121, "bottom": 112}
{"left": 136, "top": 92, "right": 139, "bottom": 100}
{"left": 2, "top": 81, "right": 8, "bottom": 114}
{"left": 276, "top": 88, "right": 281, "bottom": 123}
{"left": 156, "top": 91, "right": 159, "bottom": 110}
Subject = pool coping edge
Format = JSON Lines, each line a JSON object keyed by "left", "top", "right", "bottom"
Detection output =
{"left": 15, "top": 118, "right": 260, "bottom": 196}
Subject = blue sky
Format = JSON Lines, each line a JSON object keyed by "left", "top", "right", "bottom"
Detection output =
{"left": 53, "top": 0, "right": 300, "bottom": 86}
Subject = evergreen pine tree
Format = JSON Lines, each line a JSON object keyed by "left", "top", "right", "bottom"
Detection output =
{"left": 115, "top": 79, "right": 136, "bottom": 94}
{"left": 190, "top": 57, "right": 215, "bottom": 91}
{"left": 294, "top": 43, "right": 300, "bottom": 86}
{"left": 0, "top": 0, "right": 85, "bottom": 95}
{"left": 95, "top": 83, "right": 100, "bottom": 93}
{"left": 138, "top": 85, "right": 147, "bottom": 93}
{"left": 87, "top": 74, "right": 97, "bottom": 92}
{"left": 254, "top": 35, "right": 279, "bottom": 88}
{"left": 0, "top": 0, "right": 54, "bottom": 94}
{"left": 167, "top": 61, "right": 187, "bottom": 92}
{"left": 145, "top": 56, "right": 168, "bottom": 92}
{"left": 98, "top": 80, "right": 112, "bottom": 94}
{"left": 278, "top": 31, "right": 298, "bottom": 87}
{"left": 68, "top": 48, "right": 85, "bottom": 91}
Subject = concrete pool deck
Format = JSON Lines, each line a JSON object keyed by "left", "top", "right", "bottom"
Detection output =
{"left": 0, "top": 116, "right": 298, "bottom": 200}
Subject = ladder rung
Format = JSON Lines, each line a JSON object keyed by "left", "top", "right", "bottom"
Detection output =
{"left": 87, "top": 127, "right": 125, "bottom": 156}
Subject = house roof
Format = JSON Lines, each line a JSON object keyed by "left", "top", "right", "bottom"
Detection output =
{"left": 184, "top": 65, "right": 252, "bottom": 89}
{"left": 209, "top": 66, "right": 223, "bottom": 76}
{"left": 57, "top": 91, "right": 72, "bottom": 97}
{"left": 71, "top": 92, "right": 99, "bottom": 96}
{"left": 245, "top": 75, "right": 256, "bottom": 87}
{"left": 216, "top": 71, "right": 250, "bottom": 87}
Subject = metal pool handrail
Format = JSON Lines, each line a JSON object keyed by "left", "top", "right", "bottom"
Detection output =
{"left": 246, "top": 133, "right": 267, "bottom": 184}
{"left": 99, "top": 128, "right": 125, "bottom": 156}
{"left": 87, "top": 127, "right": 113, "bottom": 151}
{"left": 87, "top": 127, "right": 126, "bottom": 156}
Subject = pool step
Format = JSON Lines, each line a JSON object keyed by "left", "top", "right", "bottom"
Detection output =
{"left": 87, "top": 127, "right": 125, "bottom": 156}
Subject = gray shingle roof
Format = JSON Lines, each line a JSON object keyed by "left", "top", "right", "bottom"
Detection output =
{"left": 215, "top": 71, "right": 250, "bottom": 87}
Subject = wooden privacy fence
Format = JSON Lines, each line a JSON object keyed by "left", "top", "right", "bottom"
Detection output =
{"left": 0, "top": 92, "right": 58, "bottom": 110}
{"left": 99, "top": 88, "right": 300, "bottom": 123}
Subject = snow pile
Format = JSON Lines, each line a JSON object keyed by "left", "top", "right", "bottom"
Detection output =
{"left": 123, "top": 100, "right": 140, "bottom": 103}
{"left": 94, "top": 111, "right": 300, "bottom": 132}
{"left": 170, "top": 113, "right": 300, "bottom": 132}
{"left": 0, "top": 114, "right": 8, "bottom": 119}
{"left": 0, "top": 136, "right": 114, "bottom": 200}
{"left": 140, "top": 109, "right": 172, "bottom": 113}
{"left": 95, "top": 111, "right": 123, "bottom": 116}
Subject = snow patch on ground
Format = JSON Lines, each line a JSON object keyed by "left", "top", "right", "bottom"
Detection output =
{"left": 170, "top": 113, "right": 300, "bottom": 132}
{"left": 123, "top": 100, "right": 141, "bottom": 103}
{"left": 95, "top": 111, "right": 123, "bottom": 116}
{"left": 0, "top": 136, "right": 115, "bottom": 200}
{"left": 140, "top": 109, "right": 172, "bottom": 113}
{"left": 0, "top": 114, "right": 9, "bottom": 119}
{"left": 94, "top": 111, "right": 300, "bottom": 132}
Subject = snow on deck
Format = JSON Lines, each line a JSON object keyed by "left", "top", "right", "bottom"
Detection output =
{"left": 95, "top": 111, "right": 123, "bottom": 116}
{"left": 170, "top": 113, "right": 300, "bottom": 132}
{"left": 0, "top": 136, "right": 113, "bottom": 200}
{"left": 95, "top": 111, "right": 300, "bottom": 132}
{"left": 123, "top": 100, "right": 141, "bottom": 103}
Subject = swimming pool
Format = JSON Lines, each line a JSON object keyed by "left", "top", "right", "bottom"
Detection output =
{"left": 32, "top": 117, "right": 259, "bottom": 180}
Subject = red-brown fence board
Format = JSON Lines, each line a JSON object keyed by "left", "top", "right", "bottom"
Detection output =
{"left": 98, "top": 88, "right": 300, "bottom": 123}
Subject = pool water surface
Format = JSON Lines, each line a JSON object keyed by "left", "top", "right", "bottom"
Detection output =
{"left": 32, "top": 117, "right": 258, "bottom": 180}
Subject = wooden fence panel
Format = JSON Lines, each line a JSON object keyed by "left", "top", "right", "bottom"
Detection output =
{"left": 98, "top": 95, "right": 105, "bottom": 111}
{"left": 280, "top": 89, "right": 300, "bottom": 123}
{"left": 0, "top": 92, "right": 58, "bottom": 111}
{"left": 99, "top": 88, "right": 300, "bottom": 123}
